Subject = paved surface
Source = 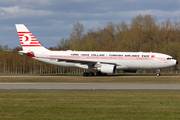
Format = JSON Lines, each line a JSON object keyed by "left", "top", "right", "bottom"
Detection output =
{"left": 0, "top": 75, "right": 180, "bottom": 91}
{"left": 0, "top": 83, "right": 180, "bottom": 91}
{"left": 1, "top": 75, "right": 180, "bottom": 78}
{"left": 0, "top": 76, "right": 71, "bottom": 78}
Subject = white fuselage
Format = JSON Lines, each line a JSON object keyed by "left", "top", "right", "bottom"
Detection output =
{"left": 32, "top": 50, "right": 177, "bottom": 70}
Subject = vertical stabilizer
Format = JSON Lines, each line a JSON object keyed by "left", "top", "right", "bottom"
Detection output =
{"left": 15, "top": 24, "right": 49, "bottom": 52}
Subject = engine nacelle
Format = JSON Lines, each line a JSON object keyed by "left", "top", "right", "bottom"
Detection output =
{"left": 97, "top": 64, "right": 116, "bottom": 74}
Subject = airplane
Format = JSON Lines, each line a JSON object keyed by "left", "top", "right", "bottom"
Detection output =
{"left": 15, "top": 24, "right": 178, "bottom": 76}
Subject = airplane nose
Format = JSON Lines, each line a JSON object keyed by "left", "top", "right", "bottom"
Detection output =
{"left": 176, "top": 61, "right": 178, "bottom": 65}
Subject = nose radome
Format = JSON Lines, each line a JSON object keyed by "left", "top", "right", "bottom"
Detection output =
{"left": 176, "top": 61, "right": 178, "bottom": 65}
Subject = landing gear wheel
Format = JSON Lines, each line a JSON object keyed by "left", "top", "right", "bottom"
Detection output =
{"left": 96, "top": 72, "right": 102, "bottom": 76}
{"left": 83, "top": 72, "right": 89, "bottom": 77}
{"left": 156, "top": 73, "right": 161, "bottom": 76}
{"left": 89, "top": 72, "right": 94, "bottom": 76}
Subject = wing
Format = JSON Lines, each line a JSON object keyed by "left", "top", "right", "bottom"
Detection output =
{"left": 56, "top": 58, "right": 122, "bottom": 66}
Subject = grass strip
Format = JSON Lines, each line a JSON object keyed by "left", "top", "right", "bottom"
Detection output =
{"left": 1, "top": 76, "right": 180, "bottom": 83}
{"left": 0, "top": 91, "right": 180, "bottom": 120}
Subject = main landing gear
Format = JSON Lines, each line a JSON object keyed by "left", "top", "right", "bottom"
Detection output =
{"left": 156, "top": 69, "right": 161, "bottom": 76}
{"left": 83, "top": 71, "right": 107, "bottom": 77}
{"left": 83, "top": 64, "right": 108, "bottom": 77}
{"left": 83, "top": 65, "right": 95, "bottom": 77}
{"left": 83, "top": 72, "right": 94, "bottom": 77}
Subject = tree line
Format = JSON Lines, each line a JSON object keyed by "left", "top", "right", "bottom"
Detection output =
{"left": 1, "top": 14, "right": 180, "bottom": 74}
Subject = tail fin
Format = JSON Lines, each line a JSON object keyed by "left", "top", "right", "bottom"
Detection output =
{"left": 15, "top": 24, "right": 49, "bottom": 52}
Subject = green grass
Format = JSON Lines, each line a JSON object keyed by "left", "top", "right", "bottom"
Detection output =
{"left": 1, "top": 76, "right": 180, "bottom": 84}
{"left": 0, "top": 91, "right": 180, "bottom": 120}
{"left": 0, "top": 75, "right": 180, "bottom": 119}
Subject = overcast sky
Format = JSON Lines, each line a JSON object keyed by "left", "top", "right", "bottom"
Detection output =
{"left": 0, "top": 0, "right": 180, "bottom": 48}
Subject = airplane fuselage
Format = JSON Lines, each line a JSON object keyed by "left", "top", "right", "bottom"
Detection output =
{"left": 32, "top": 50, "right": 176, "bottom": 70}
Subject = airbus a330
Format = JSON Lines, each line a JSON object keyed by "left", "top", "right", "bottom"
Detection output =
{"left": 15, "top": 24, "right": 178, "bottom": 76}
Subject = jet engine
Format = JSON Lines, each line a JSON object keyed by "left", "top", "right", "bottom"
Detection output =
{"left": 96, "top": 64, "right": 116, "bottom": 74}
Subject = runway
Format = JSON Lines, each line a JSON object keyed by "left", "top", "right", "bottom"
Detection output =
{"left": 0, "top": 83, "right": 180, "bottom": 91}
{"left": 1, "top": 75, "right": 180, "bottom": 78}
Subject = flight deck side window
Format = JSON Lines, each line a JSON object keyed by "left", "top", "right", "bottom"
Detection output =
{"left": 167, "top": 58, "right": 174, "bottom": 60}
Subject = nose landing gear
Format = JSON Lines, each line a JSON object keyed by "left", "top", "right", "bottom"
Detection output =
{"left": 156, "top": 69, "right": 161, "bottom": 76}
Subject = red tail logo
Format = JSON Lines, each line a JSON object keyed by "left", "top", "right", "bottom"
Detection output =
{"left": 18, "top": 32, "right": 42, "bottom": 47}
{"left": 22, "top": 34, "right": 31, "bottom": 44}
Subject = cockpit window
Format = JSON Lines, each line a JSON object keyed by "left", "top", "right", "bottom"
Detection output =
{"left": 167, "top": 58, "right": 174, "bottom": 60}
